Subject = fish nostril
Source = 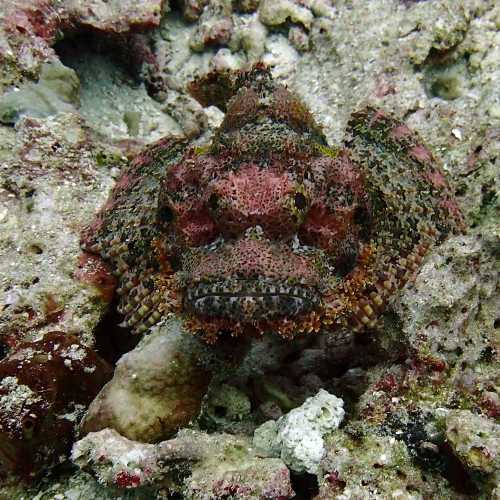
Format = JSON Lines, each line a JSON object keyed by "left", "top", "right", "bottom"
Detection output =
{"left": 353, "top": 205, "right": 368, "bottom": 225}
{"left": 208, "top": 193, "right": 219, "bottom": 212}
{"left": 294, "top": 192, "right": 307, "bottom": 210}
{"left": 169, "top": 254, "right": 183, "bottom": 272}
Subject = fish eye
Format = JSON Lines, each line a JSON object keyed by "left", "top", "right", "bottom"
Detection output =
{"left": 294, "top": 192, "right": 307, "bottom": 210}
{"left": 158, "top": 205, "right": 174, "bottom": 223}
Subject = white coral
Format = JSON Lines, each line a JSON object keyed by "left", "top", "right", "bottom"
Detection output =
{"left": 254, "top": 389, "right": 344, "bottom": 474}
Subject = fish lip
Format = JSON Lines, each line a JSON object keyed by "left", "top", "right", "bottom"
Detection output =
{"left": 184, "top": 279, "right": 320, "bottom": 321}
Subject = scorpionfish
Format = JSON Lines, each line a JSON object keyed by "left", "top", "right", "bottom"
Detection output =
{"left": 82, "top": 65, "right": 464, "bottom": 342}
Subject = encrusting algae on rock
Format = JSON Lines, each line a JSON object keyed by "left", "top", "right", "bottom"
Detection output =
{"left": 81, "top": 64, "right": 464, "bottom": 343}
{"left": 0, "top": 331, "right": 111, "bottom": 477}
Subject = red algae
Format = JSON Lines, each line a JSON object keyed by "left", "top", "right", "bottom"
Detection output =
{"left": 0, "top": 331, "right": 112, "bottom": 477}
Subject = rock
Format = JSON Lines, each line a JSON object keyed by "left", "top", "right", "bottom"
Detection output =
{"left": 72, "top": 429, "right": 160, "bottom": 488}
{"left": 229, "top": 15, "right": 268, "bottom": 62}
{"left": 258, "top": 0, "right": 314, "bottom": 30}
{"left": 446, "top": 410, "right": 500, "bottom": 475}
{"left": 0, "top": 61, "right": 80, "bottom": 124}
{"left": 72, "top": 427, "right": 295, "bottom": 498}
{"left": 0, "top": 112, "right": 118, "bottom": 348}
{"left": 288, "top": 26, "right": 310, "bottom": 52}
{"left": 253, "top": 420, "right": 281, "bottom": 458}
{"left": 254, "top": 389, "right": 344, "bottom": 474}
{"left": 317, "top": 431, "right": 450, "bottom": 499}
{"left": 392, "top": 222, "right": 498, "bottom": 408}
{"left": 232, "top": 0, "right": 260, "bottom": 14}
{"left": 189, "top": 1, "right": 233, "bottom": 52}
{"left": 201, "top": 383, "right": 253, "bottom": 432}
{"left": 423, "top": 59, "right": 467, "bottom": 100}
{"left": 0, "top": 0, "right": 166, "bottom": 86}
{"left": 81, "top": 318, "right": 212, "bottom": 443}
{"left": 177, "top": 0, "right": 209, "bottom": 22}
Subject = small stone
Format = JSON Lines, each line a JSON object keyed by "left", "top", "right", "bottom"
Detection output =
{"left": 288, "top": 26, "right": 310, "bottom": 52}
{"left": 446, "top": 410, "right": 500, "bottom": 475}
{"left": 259, "top": 0, "right": 314, "bottom": 30}
{"left": 81, "top": 318, "right": 211, "bottom": 443}
{"left": 488, "top": 104, "right": 500, "bottom": 119}
{"left": 123, "top": 110, "right": 141, "bottom": 137}
{"left": 253, "top": 419, "right": 281, "bottom": 457}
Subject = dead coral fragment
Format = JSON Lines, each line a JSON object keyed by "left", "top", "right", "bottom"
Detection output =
{"left": 446, "top": 410, "right": 500, "bottom": 475}
{"left": 81, "top": 318, "right": 211, "bottom": 443}
{"left": 72, "top": 427, "right": 295, "bottom": 498}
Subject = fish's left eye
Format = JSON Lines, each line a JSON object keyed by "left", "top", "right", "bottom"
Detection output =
{"left": 294, "top": 192, "right": 307, "bottom": 210}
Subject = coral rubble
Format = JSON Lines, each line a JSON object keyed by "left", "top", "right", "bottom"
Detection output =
{"left": 73, "top": 427, "right": 295, "bottom": 498}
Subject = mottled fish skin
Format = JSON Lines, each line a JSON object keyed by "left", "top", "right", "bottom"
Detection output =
{"left": 82, "top": 65, "right": 464, "bottom": 342}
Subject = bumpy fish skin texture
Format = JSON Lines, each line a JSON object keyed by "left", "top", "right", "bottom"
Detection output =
{"left": 82, "top": 65, "right": 464, "bottom": 342}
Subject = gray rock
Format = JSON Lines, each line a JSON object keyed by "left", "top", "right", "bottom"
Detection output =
{"left": 0, "top": 62, "right": 80, "bottom": 124}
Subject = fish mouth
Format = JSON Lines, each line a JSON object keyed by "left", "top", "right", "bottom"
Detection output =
{"left": 185, "top": 279, "right": 320, "bottom": 321}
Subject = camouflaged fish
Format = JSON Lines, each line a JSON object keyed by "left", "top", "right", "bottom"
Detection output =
{"left": 81, "top": 65, "right": 464, "bottom": 342}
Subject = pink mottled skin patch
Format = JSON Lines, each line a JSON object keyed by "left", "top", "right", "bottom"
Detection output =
{"left": 175, "top": 204, "right": 218, "bottom": 247}
{"left": 209, "top": 164, "right": 297, "bottom": 239}
{"left": 188, "top": 238, "right": 322, "bottom": 285}
{"left": 113, "top": 173, "right": 136, "bottom": 194}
